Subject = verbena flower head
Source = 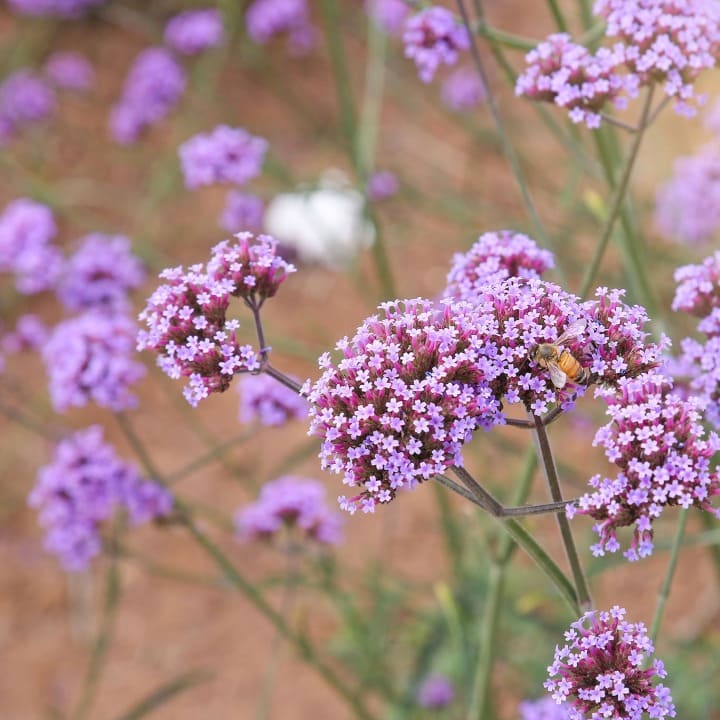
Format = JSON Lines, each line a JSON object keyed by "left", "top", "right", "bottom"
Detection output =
{"left": 7, "top": 0, "right": 106, "bottom": 17}
{"left": 570, "top": 373, "right": 720, "bottom": 560}
{"left": 235, "top": 476, "right": 343, "bottom": 544}
{"left": 110, "top": 47, "right": 186, "bottom": 145}
{"left": 238, "top": 373, "right": 308, "bottom": 426}
{"left": 545, "top": 606, "right": 675, "bottom": 720}
{"left": 677, "top": 333, "right": 720, "bottom": 427}
{"left": 164, "top": 8, "right": 225, "bottom": 55}
{"left": 417, "top": 674, "right": 454, "bottom": 709}
{"left": 305, "top": 298, "right": 503, "bottom": 514}
{"left": 655, "top": 144, "right": 720, "bottom": 245}
{"left": 0, "top": 197, "right": 62, "bottom": 294}
{"left": 221, "top": 191, "right": 264, "bottom": 233}
{"left": 403, "top": 6, "right": 470, "bottom": 83}
{"left": 595, "top": 0, "right": 720, "bottom": 117}
{"left": 57, "top": 233, "right": 146, "bottom": 313}
{"left": 246, "top": 0, "right": 315, "bottom": 54}
{"left": 366, "top": 170, "right": 398, "bottom": 202}
{"left": 672, "top": 251, "right": 720, "bottom": 316}
{"left": 2, "top": 314, "right": 48, "bottom": 354}
{"left": 0, "top": 70, "right": 55, "bottom": 143}
{"left": 44, "top": 51, "right": 94, "bottom": 91}
{"left": 443, "top": 231, "right": 555, "bottom": 301}
{"left": 520, "top": 697, "right": 571, "bottom": 720}
{"left": 441, "top": 66, "right": 486, "bottom": 111}
{"left": 178, "top": 125, "right": 268, "bottom": 190}
{"left": 516, "top": 34, "right": 628, "bottom": 129}
{"left": 29, "top": 426, "right": 172, "bottom": 571}
{"left": 43, "top": 311, "right": 146, "bottom": 412}
{"left": 365, "top": 0, "right": 409, "bottom": 35}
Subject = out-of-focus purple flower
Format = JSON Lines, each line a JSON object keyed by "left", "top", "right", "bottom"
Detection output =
{"left": 178, "top": 125, "right": 268, "bottom": 190}
{"left": 672, "top": 251, "right": 720, "bottom": 317}
{"left": 138, "top": 234, "right": 292, "bottom": 407}
{"left": 43, "top": 51, "right": 94, "bottom": 91}
{"left": 43, "top": 311, "right": 146, "bottom": 412}
{"left": 678, "top": 332, "right": 720, "bottom": 427}
{"left": 366, "top": 170, "right": 398, "bottom": 202}
{"left": 57, "top": 233, "right": 146, "bottom": 313}
{"left": 110, "top": 47, "right": 186, "bottom": 145}
{"left": 246, "top": 0, "right": 315, "bottom": 54}
{"left": 29, "top": 426, "right": 172, "bottom": 571}
{"left": 0, "top": 198, "right": 62, "bottom": 294}
{"left": 0, "top": 70, "right": 56, "bottom": 143}
{"left": 417, "top": 674, "right": 454, "bottom": 709}
{"left": 6, "top": 0, "right": 106, "bottom": 18}
{"left": 235, "top": 475, "right": 343, "bottom": 544}
{"left": 704, "top": 97, "right": 720, "bottom": 134}
{"left": 595, "top": 0, "right": 720, "bottom": 118}
{"left": 441, "top": 66, "right": 486, "bottom": 111}
{"left": 516, "top": 34, "right": 628, "bottom": 129}
{"left": 164, "top": 8, "right": 225, "bottom": 56}
{"left": 442, "top": 231, "right": 555, "bottom": 300}
{"left": 2, "top": 314, "right": 48, "bottom": 354}
{"left": 519, "top": 697, "right": 571, "bottom": 720}
{"left": 569, "top": 373, "right": 720, "bottom": 560}
{"left": 655, "top": 144, "right": 720, "bottom": 245}
{"left": 305, "top": 298, "right": 504, "bottom": 514}
{"left": 403, "top": 7, "right": 470, "bottom": 83}
{"left": 365, "top": 0, "right": 409, "bottom": 35}
{"left": 220, "top": 191, "right": 265, "bottom": 233}
{"left": 545, "top": 606, "right": 675, "bottom": 720}
{"left": 238, "top": 373, "right": 308, "bottom": 426}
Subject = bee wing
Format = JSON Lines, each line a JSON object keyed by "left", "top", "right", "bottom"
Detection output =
{"left": 555, "top": 318, "right": 587, "bottom": 346}
{"left": 547, "top": 360, "right": 568, "bottom": 389}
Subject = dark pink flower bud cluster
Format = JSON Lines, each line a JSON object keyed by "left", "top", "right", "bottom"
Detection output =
{"left": 442, "top": 231, "right": 555, "bottom": 301}
{"left": 545, "top": 606, "right": 675, "bottom": 720}
{"left": 516, "top": 34, "right": 629, "bottom": 129}
{"left": 235, "top": 476, "right": 343, "bottom": 545}
{"left": 569, "top": 373, "right": 720, "bottom": 560}
{"left": 403, "top": 7, "right": 470, "bottom": 83}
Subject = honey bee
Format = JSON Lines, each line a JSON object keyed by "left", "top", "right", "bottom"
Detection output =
{"left": 533, "top": 319, "right": 590, "bottom": 389}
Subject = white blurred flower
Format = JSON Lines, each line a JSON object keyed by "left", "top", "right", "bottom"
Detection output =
{"left": 264, "top": 171, "right": 375, "bottom": 269}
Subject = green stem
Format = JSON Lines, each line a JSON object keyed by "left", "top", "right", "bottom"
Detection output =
{"left": 698, "top": 511, "right": 720, "bottom": 585}
{"left": 72, "top": 541, "right": 122, "bottom": 720}
{"left": 433, "top": 483, "right": 465, "bottom": 583}
{"left": 650, "top": 509, "right": 688, "bottom": 644}
{"left": 579, "top": 87, "right": 655, "bottom": 300}
{"left": 545, "top": 0, "right": 568, "bottom": 31}
{"left": 530, "top": 412, "right": 593, "bottom": 611}
{"left": 578, "top": 0, "right": 595, "bottom": 30}
{"left": 476, "top": 24, "right": 539, "bottom": 51}
{"left": 467, "top": 448, "right": 537, "bottom": 720}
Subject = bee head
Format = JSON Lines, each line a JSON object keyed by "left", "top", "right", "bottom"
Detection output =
{"left": 534, "top": 343, "right": 557, "bottom": 363}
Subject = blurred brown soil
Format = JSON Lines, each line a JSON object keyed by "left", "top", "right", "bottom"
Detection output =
{"left": 1, "top": 2, "right": 720, "bottom": 719}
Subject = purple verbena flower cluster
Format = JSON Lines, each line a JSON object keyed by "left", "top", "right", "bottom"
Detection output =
{"left": 245, "top": 0, "right": 315, "bottom": 54}
{"left": 545, "top": 606, "right": 675, "bottom": 720}
{"left": 569, "top": 373, "right": 720, "bottom": 560}
{"left": 672, "top": 252, "right": 720, "bottom": 317}
{"left": 442, "top": 231, "right": 555, "bottom": 300}
{"left": 43, "top": 311, "right": 146, "bottom": 412}
{"left": 179, "top": 125, "right": 268, "bottom": 190}
{"left": 235, "top": 475, "right": 343, "bottom": 544}
{"left": 366, "top": 170, "right": 398, "bottom": 202}
{"left": 221, "top": 191, "right": 265, "bottom": 233}
{"left": 2, "top": 314, "right": 48, "bottom": 354}
{"left": 110, "top": 48, "right": 186, "bottom": 145}
{"left": 0, "top": 70, "right": 55, "bottom": 143}
{"left": 164, "top": 8, "right": 225, "bottom": 56}
{"left": 44, "top": 51, "right": 94, "bottom": 91}
{"left": 138, "top": 233, "right": 293, "bottom": 406}
{"left": 365, "top": 0, "right": 409, "bottom": 36}
{"left": 516, "top": 34, "right": 628, "bottom": 129}
{"left": 57, "top": 233, "right": 146, "bottom": 313}
{"left": 655, "top": 144, "right": 720, "bottom": 245}
{"left": 0, "top": 198, "right": 62, "bottom": 294}
{"left": 305, "top": 298, "right": 504, "bottom": 514}
{"left": 595, "top": 0, "right": 720, "bottom": 117}
{"left": 520, "top": 697, "right": 571, "bottom": 720}
{"left": 416, "top": 674, "right": 454, "bottom": 709}
{"left": 403, "top": 7, "right": 470, "bottom": 84}
{"left": 238, "top": 373, "right": 308, "bottom": 426}
{"left": 441, "top": 66, "right": 486, "bottom": 112}
{"left": 6, "top": 0, "right": 106, "bottom": 18}
{"left": 29, "top": 426, "right": 172, "bottom": 571}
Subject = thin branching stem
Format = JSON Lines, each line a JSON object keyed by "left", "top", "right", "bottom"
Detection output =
{"left": 263, "top": 365, "right": 303, "bottom": 394}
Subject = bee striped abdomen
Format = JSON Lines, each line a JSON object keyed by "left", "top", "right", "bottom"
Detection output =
{"left": 557, "top": 350, "right": 589, "bottom": 385}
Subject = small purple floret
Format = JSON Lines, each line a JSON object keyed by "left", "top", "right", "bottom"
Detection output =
{"left": 164, "top": 8, "right": 225, "bottom": 56}
{"left": 417, "top": 674, "right": 454, "bottom": 709}
{"left": 44, "top": 51, "right": 94, "bottom": 91}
